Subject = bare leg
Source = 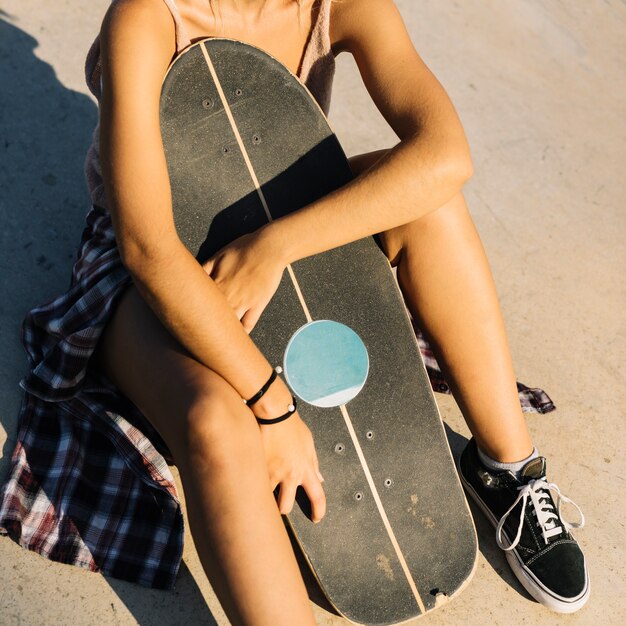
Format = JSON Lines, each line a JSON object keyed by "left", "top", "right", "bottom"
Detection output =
{"left": 96, "top": 287, "right": 316, "bottom": 626}
{"left": 349, "top": 152, "right": 534, "bottom": 462}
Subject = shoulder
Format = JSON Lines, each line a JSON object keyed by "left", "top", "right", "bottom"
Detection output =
{"left": 99, "top": 0, "right": 178, "bottom": 100}
{"left": 326, "top": 0, "right": 461, "bottom": 142}
{"left": 330, "top": 0, "right": 408, "bottom": 55}
{"left": 102, "top": 0, "right": 174, "bottom": 32}
{"left": 100, "top": 0, "right": 176, "bottom": 70}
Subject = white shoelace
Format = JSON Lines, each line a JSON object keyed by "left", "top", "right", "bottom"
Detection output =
{"left": 496, "top": 478, "right": 585, "bottom": 551}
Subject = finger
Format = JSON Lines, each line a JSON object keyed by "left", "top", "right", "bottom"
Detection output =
{"left": 269, "top": 475, "right": 279, "bottom": 492}
{"left": 272, "top": 481, "right": 280, "bottom": 500}
{"left": 241, "top": 307, "right": 261, "bottom": 334}
{"left": 302, "top": 474, "right": 326, "bottom": 523}
{"left": 277, "top": 480, "right": 298, "bottom": 516}
{"left": 202, "top": 258, "right": 214, "bottom": 276}
{"left": 312, "top": 450, "right": 324, "bottom": 483}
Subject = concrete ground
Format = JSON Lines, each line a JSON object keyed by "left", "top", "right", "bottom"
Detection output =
{"left": 0, "top": 0, "right": 624, "bottom": 624}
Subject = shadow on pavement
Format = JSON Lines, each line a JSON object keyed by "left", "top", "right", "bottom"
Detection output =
{"left": 0, "top": 13, "right": 95, "bottom": 475}
{"left": 106, "top": 561, "right": 218, "bottom": 626}
{"left": 0, "top": 14, "right": 220, "bottom": 626}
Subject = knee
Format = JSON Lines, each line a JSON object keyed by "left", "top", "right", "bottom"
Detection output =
{"left": 378, "top": 191, "right": 469, "bottom": 266}
{"left": 177, "top": 374, "right": 259, "bottom": 472}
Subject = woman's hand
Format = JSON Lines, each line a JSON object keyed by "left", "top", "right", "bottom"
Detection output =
{"left": 203, "top": 229, "right": 286, "bottom": 333}
{"left": 259, "top": 411, "right": 326, "bottom": 523}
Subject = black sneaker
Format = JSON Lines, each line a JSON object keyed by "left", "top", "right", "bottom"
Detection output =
{"left": 459, "top": 438, "right": 589, "bottom": 613}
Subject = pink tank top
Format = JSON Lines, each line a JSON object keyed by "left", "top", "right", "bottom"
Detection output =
{"left": 84, "top": 0, "right": 335, "bottom": 208}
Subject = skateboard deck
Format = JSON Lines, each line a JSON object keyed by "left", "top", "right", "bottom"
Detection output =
{"left": 160, "top": 38, "right": 477, "bottom": 625}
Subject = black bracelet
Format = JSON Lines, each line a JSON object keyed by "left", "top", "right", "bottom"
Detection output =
{"left": 255, "top": 396, "right": 297, "bottom": 425}
{"left": 244, "top": 366, "right": 282, "bottom": 407}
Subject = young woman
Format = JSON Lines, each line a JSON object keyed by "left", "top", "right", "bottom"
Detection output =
{"left": 0, "top": 0, "right": 588, "bottom": 623}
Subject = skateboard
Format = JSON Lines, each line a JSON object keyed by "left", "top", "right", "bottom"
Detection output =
{"left": 160, "top": 38, "right": 477, "bottom": 625}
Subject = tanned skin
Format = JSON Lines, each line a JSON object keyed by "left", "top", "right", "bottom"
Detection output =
{"left": 96, "top": 1, "right": 534, "bottom": 623}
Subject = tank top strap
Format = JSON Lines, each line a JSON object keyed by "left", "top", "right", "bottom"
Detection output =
{"left": 162, "top": 0, "right": 193, "bottom": 53}
{"left": 299, "top": 0, "right": 332, "bottom": 82}
{"left": 298, "top": 0, "right": 335, "bottom": 115}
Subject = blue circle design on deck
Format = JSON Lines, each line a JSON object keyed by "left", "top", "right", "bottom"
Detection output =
{"left": 283, "top": 320, "right": 369, "bottom": 407}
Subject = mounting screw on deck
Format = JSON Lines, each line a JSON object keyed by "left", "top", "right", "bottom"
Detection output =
{"left": 354, "top": 492, "right": 364, "bottom": 501}
{"left": 252, "top": 134, "right": 261, "bottom": 144}
{"left": 334, "top": 443, "right": 345, "bottom": 454}
{"left": 384, "top": 478, "right": 393, "bottom": 488}
{"left": 234, "top": 88, "right": 243, "bottom": 96}
{"left": 365, "top": 430, "right": 374, "bottom": 440}
{"left": 201, "top": 98, "right": 214, "bottom": 109}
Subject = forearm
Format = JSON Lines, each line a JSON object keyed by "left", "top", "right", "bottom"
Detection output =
{"left": 124, "top": 241, "right": 276, "bottom": 403}
{"left": 102, "top": 146, "right": 284, "bottom": 409}
{"left": 268, "top": 132, "right": 473, "bottom": 264}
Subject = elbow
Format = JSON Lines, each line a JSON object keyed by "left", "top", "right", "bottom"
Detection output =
{"left": 117, "top": 236, "right": 152, "bottom": 279}
{"left": 456, "top": 150, "right": 474, "bottom": 189}
{"left": 447, "top": 126, "right": 474, "bottom": 188}
{"left": 440, "top": 139, "right": 474, "bottom": 195}
{"left": 457, "top": 135, "right": 474, "bottom": 183}
{"left": 404, "top": 128, "right": 474, "bottom": 199}
{"left": 118, "top": 237, "right": 144, "bottom": 275}
{"left": 117, "top": 232, "right": 177, "bottom": 282}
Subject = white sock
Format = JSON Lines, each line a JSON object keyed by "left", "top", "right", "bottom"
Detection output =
{"left": 477, "top": 446, "right": 539, "bottom": 477}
